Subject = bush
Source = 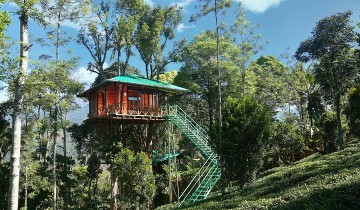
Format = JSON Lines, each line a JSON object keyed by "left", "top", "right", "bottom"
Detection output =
{"left": 264, "top": 115, "right": 308, "bottom": 169}
{"left": 317, "top": 111, "right": 338, "bottom": 153}
{"left": 345, "top": 87, "right": 360, "bottom": 138}
{"left": 219, "top": 96, "right": 271, "bottom": 188}
{"left": 114, "top": 149, "right": 156, "bottom": 210}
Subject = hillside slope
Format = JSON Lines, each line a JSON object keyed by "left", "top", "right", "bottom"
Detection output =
{"left": 157, "top": 138, "right": 360, "bottom": 210}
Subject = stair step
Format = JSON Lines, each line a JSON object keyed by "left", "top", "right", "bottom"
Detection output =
{"left": 168, "top": 105, "right": 221, "bottom": 204}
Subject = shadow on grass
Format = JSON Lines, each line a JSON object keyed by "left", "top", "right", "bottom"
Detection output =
{"left": 273, "top": 181, "right": 360, "bottom": 210}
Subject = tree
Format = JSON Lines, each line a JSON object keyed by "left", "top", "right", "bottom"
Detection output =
{"left": 112, "top": 15, "right": 136, "bottom": 75}
{"left": 25, "top": 60, "right": 84, "bottom": 209}
{"left": 265, "top": 115, "right": 307, "bottom": 168}
{"left": 113, "top": 148, "right": 156, "bottom": 209}
{"left": 230, "top": 4, "right": 266, "bottom": 96}
{"left": 0, "top": 0, "right": 10, "bottom": 41}
{"left": 40, "top": 1, "right": 90, "bottom": 208}
{"left": 133, "top": 4, "right": 183, "bottom": 79}
{"left": 78, "top": 0, "right": 113, "bottom": 83}
{"left": 248, "top": 55, "right": 290, "bottom": 112}
{"left": 219, "top": 96, "right": 270, "bottom": 187}
{"left": 295, "top": 11, "right": 359, "bottom": 149}
{"left": 174, "top": 31, "right": 238, "bottom": 130}
{"left": 8, "top": 1, "right": 44, "bottom": 209}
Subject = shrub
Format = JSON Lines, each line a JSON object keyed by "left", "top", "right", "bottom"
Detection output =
{"left": 345, "top": 87, "right": 360, "bottom": 138}
{"left": 114, "top": 149, "right": 156, "bottom": 209}
{"left": 219, "top": 96, "right": 271, "bottom": 188}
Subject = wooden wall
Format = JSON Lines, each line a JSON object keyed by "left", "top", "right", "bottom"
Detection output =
{"left": 89, "top": 83, "right": 164, "bottom": 117}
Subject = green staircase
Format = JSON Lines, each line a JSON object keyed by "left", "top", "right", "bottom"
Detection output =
{"left": 163, "top": 105, "right": 221, "bottom": 204}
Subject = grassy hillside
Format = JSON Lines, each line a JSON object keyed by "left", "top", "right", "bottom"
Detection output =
{"left": 157, "top": 138, "right": 360, "bottom": 210}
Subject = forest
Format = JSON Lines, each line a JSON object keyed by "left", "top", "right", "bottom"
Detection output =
{"left": 0, "top": 0, "right": 360, "bottom": 209}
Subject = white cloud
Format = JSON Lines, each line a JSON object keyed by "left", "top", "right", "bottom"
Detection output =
{"left": 144, "top": 0, "right": 154, "bottom": 8}
{"left": 72, "top": 62, "right": 109, "bottom": 87}
{"left": 0, "top": 89, "right": 8, "bottom": 103}
{"left": 61, "top": 20, "right": 82, "bottom": 30}
{"left": 72, "top": 66, "right": 97, "bottom": 87}
{"left": 176, "top": 23, "right": 195, "bottom": 33}
{"left": 239, "top": 0, "right": 285, "bottom": 13}
{"left": 7, "top": 2, "right": 18, "bottom": 8}
{"left": 171, "top": 0, "right": 194, "bottom": 8}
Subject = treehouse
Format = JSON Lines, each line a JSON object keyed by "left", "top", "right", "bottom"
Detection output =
{"left": 78, "top": 74, "right": 189, "bottom": 122}
{"left": 79, "top": 74, "right": 222, "bottom": 204}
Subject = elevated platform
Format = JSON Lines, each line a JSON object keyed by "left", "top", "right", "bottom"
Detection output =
{"left": 86, "top": 104, "right": 167, "bottom": 124}
{"left": 86, "top": 114, "right": 166, "bottom": 124}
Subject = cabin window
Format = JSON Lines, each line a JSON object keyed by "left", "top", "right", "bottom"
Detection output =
{"left": 97, "top": 91, "right": 104, "bottom": 116}
{"left": 128, "top": 96, "right": 139, "bottom": 113}
{"left": 89, "top": 93, "right": 97, "bottom": 117}
{"left": 153, "top": 94, "right": 158, "bottom": 107}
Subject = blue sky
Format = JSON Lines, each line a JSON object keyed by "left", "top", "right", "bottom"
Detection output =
{"left": 1, "top": 0, "right": 360, "bottom": 101}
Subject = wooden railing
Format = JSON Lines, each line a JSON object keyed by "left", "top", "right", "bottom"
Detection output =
{"left": 94, "top": 103, "right": 162, "bottom": 117}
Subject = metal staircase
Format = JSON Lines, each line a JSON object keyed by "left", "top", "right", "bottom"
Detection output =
{"left": 163, "top": 105, "right": 221, "bottom": 204}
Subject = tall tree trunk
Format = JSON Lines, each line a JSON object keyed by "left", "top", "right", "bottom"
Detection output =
{"left": 24, "top": 166, "right": 28, "bottom": 210}
{"left": 117, "top": 49, "right": 121, "bottom": 75}
{"left": 52, "top": 107, "right": 58, "bottom": 210}
{"left": 8, "top": 4, "right": 28, "bottom": 210}
{"left": 335, "top": 94, "right": 344, "bottom": 149}
{"left": 110, "top": 165, "right": 118, "bottom": 210}
{"left": 214, "top": 0, "right": 224, "bottom": 196}
{"left": 124, "top": 48, "right": 131, "bottom": 75}
{"left": 145, "top": 64, "right": 149, "bottom": 79}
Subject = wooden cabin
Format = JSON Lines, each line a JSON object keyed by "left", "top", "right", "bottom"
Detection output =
{"left": 78, "top": 74, "right": 189, "bottom": 122}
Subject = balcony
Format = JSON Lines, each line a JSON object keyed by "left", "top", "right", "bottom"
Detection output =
{"left": 88, "top": 103, "right": 166, "bottom": 123}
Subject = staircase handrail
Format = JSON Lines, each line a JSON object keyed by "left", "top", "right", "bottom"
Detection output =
{"left": 163, "top": 104, "right": 221, "bottom": 204}
{"left": 173, "top": 105, "right": 208, "bottom": 136}
{"left": 178, "top": 154, "right": 215, "bottom": 203}
{"left": 189, "top": 164, "right": 220, "bottom": 201}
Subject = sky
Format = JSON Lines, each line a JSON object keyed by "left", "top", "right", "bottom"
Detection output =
{"left": 1, "top": 0, "right": 360, "bottom": 105}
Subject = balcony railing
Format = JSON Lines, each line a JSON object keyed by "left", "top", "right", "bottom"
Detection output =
{"left": 91, "top": 103, "right": 162, "bottom": 117}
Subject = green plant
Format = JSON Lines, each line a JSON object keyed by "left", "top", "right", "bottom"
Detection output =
{"left": 345, "top": 86, "right": 360, "bottom": 138}
{"left": 219, "top": 96, "right": 271, "bottom": 188}
{"left": 114, "top": 148, "right": 156, "bottom": 209}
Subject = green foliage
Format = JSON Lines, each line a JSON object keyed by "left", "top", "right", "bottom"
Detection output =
{"left": 316, "top": 111, "right": 348, "bottom": 154}
{"left": 219, "top": 96, "right": 271, "bottom": 187}
{"left": 0, "top": 4, "right": 10, "bottom": 40}
{"left": 190, "top": 0, "right": 232, "bottom": 23}
{"left": 0, "top": 102, "right": 11, "bottom": 163}
{"left": 174, "top": 31, "right": 239, "bottom": 129}
{"left": 134, "top": 4, "right": 183, "bottom": 78}
{"left": 295, "top": 11, "right": 356, "bottom": 62}
{"left": 345, "top": 87, "right": 360, "bottom": 138}
{"left": 78, "top": 0, "right": 113, "bottom": 82}
{"left": 20, "top": 160, "right": 52, "bottom": 209}
{"left": 114, "top": 148, "right": 156, "bottom": 209}
{"left": 0, "top": 162, "right": 9, "bottom": 209}
{"left": 307, "top": 89, "right": 325, "bottom": 120}
{"left": 295, "top": 10, "right": 359, "bottom": 149}
{"left": 25, "top": 59, "right": 84, "bottom": 113}
{"left": 159, "top": 70, "right": 178, "bottom": 84}
{"left": 247, "top": 55, "right": 290, "bottom": 112}
{"left": 92, "top": 61, "right": 141, "bottom": 86}
{"left": 265, "top": 116, "right": 307, "bottom": 169}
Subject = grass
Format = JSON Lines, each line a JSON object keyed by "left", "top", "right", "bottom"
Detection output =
{"left": 156, "top": 138, "right": 360, "bottom": 210}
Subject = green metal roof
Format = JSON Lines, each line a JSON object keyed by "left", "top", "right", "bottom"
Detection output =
{"left": 108, "top": 74, "right": 189, "bottom": 93}
{"left": 78, "top": 74, "right": 189, "bottom": 97}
